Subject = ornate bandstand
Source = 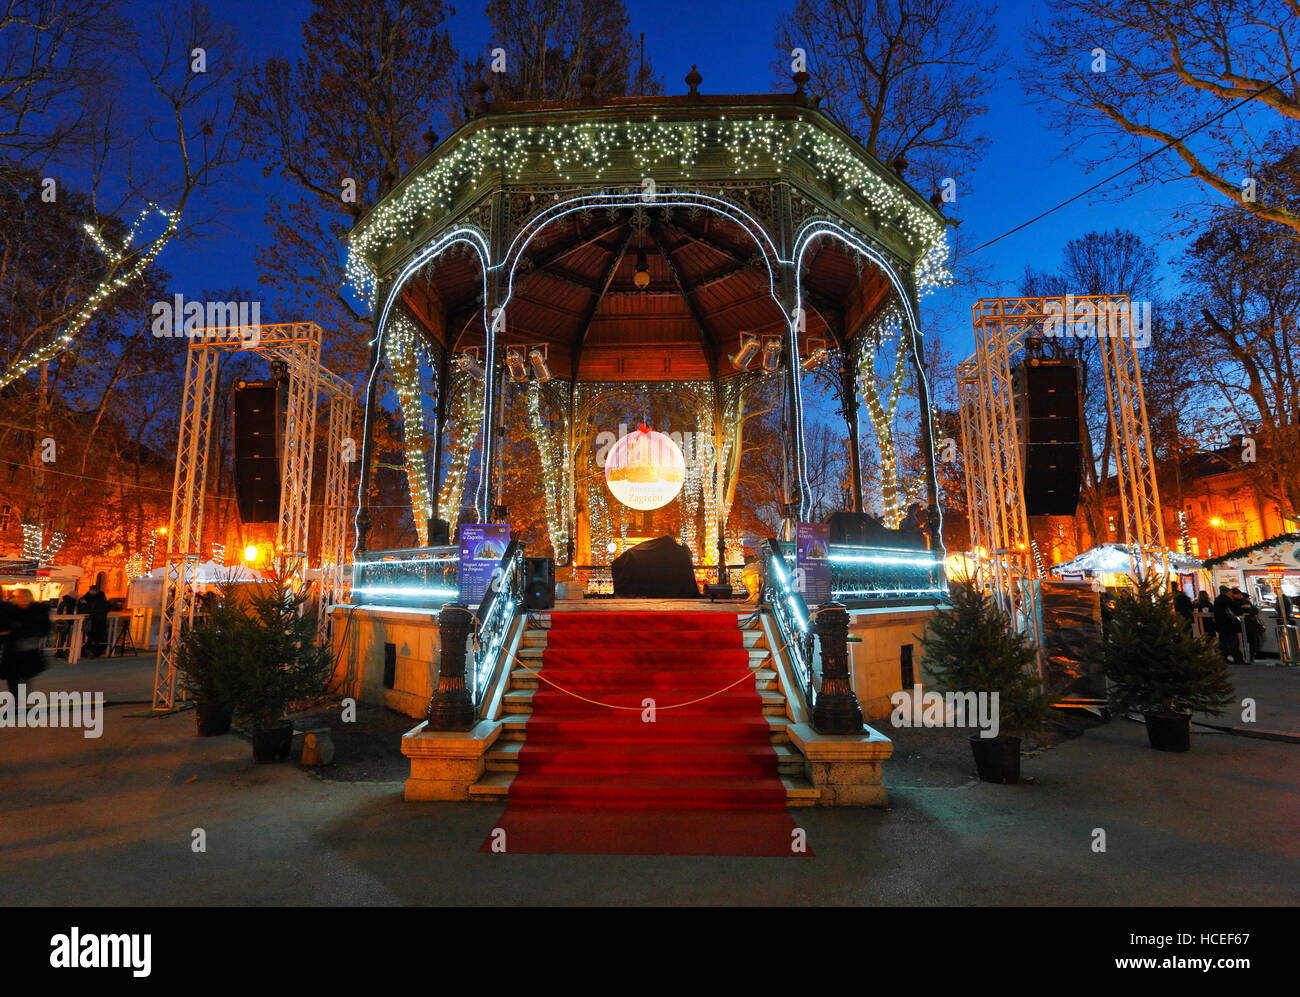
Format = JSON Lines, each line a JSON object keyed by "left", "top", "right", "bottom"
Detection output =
{"left": 336, "top": 73, "right": 953, "bottom": 805}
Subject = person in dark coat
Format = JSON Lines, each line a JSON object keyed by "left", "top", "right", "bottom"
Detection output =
{"left": 1213, "top": 584, "right": 1243, "bottom": 663}
{"left": 1232, "top": 587, "right": 1262, "bottom": 661}
{"left": 1173, "top": 589, "right": 1193, "bottom": 628}
{"left": 2, "top": 590, "right": 49, "bottom": 695}
{"left": 83, "top": 585, "right": 110, "bottom": 658}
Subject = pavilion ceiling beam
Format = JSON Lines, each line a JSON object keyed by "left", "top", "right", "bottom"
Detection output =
{"left": 663, "top": 222, "right": 755, "bottom": 272}
{"left": 652, "top": 221, "right": 718, "bottom": 382}
{"left": 522, "top": 222, "right": 623, "bottom": 276}
{"left": 571, "top": 224, "right": 634, "bottom": 379}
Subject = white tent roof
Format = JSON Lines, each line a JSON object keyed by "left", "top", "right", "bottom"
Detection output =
{"left": 139, "top": 560, "right": 261, "bottom": 583}
{"left": 1051, "top": 543, "right": 1201, "bottom": 575}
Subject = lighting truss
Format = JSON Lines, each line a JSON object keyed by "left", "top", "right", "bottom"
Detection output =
{"left": 152, "top": 322, "right": 355, "bottom": 711}
{"left": 959, "top": 296, "right": 1167, "bottom": 671}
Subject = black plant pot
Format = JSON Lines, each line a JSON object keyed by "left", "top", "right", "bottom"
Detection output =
{"left": 970, "top": 735, "right": 1022, "bottom": 784}
{"left": 251, "top": 720, "right": 294, "bottom": 763}
{"left": 195, "top": 702, "right": 232, "bottom": 737}
{"left": 1144, "top": 711, "right": 1191, "bottom": 752}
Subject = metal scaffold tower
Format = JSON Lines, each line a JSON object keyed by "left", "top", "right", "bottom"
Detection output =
{"left": 958, "top": 296, "right": 1167, "bottom": 660}
{"left": 152, "top": 322, "right": 355, "bottom": 711}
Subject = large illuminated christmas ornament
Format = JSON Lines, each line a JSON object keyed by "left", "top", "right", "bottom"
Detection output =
{"left": 604, "top": 425, "right": 685, "bottom": 511}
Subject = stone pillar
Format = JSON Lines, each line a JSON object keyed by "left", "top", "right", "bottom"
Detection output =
{"left": 425, "top": 603, "right": 477, "bottom": 730}
{"left": 812, "top": 602, "right": 864, "bottom": 733}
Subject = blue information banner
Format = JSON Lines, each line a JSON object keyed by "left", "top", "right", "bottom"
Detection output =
{"left": 796, "top": 521, "right": 832, "bottom": 607}
{"left": 458, "top": 523, "right": 510, "bottom": 606}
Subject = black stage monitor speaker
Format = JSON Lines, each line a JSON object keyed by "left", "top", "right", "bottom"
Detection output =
{"left": 1012, "top": 360, "right": 1084, "bottom": 516}
{"left": 233, "top": 379, "right": 288, "bottom": 523}
{"left": 523, "top": 556, "right": 556, "bottom": 610}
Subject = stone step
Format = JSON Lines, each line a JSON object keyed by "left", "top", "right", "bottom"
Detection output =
{"left": 484, "top": 738, "right": 805, "bottom": 776}
{"left": 517, "top": 645, "right": 770, "bottom": 665}
{"left": 508, "top": 665, "right": 778, "bottom": 692}
{"left": 469, "top": 762, "right": 819, "bottom": 805}
{"left": 502, "top": 686, "right": 785, "bottom": 716}
{"left": 520, "top": 627, "right": 765, "bottom": 649}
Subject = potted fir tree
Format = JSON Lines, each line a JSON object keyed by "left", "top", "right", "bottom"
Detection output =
{"left": 918, "top": 577, "right": 1056, "bottom": 784}
{"left": 177, "top": 583, "right": 244, "bottom": 736}
{"left": 227, "top": 571, "right": 332, "bottom": 763}
{"left": 1091, "top": 576, "right": 1233, "bottom": 752}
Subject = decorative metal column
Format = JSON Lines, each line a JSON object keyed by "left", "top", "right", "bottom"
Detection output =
{"left": 425, "top": 603, "right": 478, "bottom": 730}
{"left": 812, "top": 602, "right": 864, "bottom": 734}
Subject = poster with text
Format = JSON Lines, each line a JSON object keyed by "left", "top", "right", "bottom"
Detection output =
{"left": 796, "top": 521, "right": 831, "bottom": 607}
{"left": 458, "top": 523, "right": 510, "bottom": 607}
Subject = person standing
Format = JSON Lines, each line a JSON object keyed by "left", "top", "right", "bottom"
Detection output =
{"left": 1232, "top": 587, "right": 1263, "bottom": 661}
{"left": 1173, "top": 589, "right": 1193, "bottom": 628}
{"left": 1213, "top": 584, "right": 1243, "bottom": 664}
{"left": 2, "top": 590, "right": 49, "bottom": 696}
{"left": 85, "top": 585, "right": 110, "bottom": 658}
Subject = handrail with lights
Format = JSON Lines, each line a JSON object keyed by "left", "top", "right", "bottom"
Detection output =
{"left": 470, "top": 540, "right": 525, "bottom": 705}
{"left": 350, "top": 545, "right": 459, "bottom": 608}
{"left": 760, "top": 538, "right": 816, "bottom": 708}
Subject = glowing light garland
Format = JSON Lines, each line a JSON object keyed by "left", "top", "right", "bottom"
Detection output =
{"left": 436, "top": 367, "right": 484, "bottom": 525}
{"left": 525, "top": 381, "right": 572, "bottom": 558}
{"left": 0, "top": 204, "right": 179, "bottom": 390}
{"left": 386, "top": 315, "right": 433, "bottom": 543}
{"left": 22, "top": 522, "right": 64, "bottom": 563}
{"left": 347, "top": 114, "right": 947, "bottom": 293}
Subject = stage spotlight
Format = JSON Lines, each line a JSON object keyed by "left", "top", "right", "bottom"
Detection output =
{"left": 455, "top": 351, "right": 484, "bottom": 381}
{"left": 504, "top": 348, "right": 529, "bottom": 382}
{"left": 801, "top": 338, "right": 829, "bottom": 371}
{"left": 633, "top": 248, "right": 651, "bottom": 289}
{"left": 761, "top": 337, "right": 782, "bottom": 372}
{"left": 528, "top": 346, "right": 552, "bottom": 382}
{"left": 729, "top": 334, "right": 760, "bottom": 370}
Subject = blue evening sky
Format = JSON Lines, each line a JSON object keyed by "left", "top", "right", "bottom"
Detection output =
{"left": 146, "top": 0, "right": 1251, "bottom": 362}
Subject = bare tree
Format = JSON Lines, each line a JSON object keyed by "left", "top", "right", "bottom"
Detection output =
{"left": 1024, "top": 0, "right": 1300, "bottom": 234}
{"left": 773, "top": 0, "right": 1002, "bottom": 190}
{"left": 470, "top": 0, "right": 660, "bottom": 103}
{"left": 0, "top": 1, "right": 243, "bottom": 391}
{"left": 1183, "top": 149, "right": 1300, "bottom": 519}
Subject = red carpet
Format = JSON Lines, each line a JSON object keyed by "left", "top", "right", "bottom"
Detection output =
{"left": 482, "top": 611, "right": 810, "bottom": 856}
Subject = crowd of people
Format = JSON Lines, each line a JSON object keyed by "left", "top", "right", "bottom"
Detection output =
{"left": 1174, "top": 584, "right": 1266, "bottom": 664}
{"left": 0, "top": 584, "right": 117, "bottom": 696}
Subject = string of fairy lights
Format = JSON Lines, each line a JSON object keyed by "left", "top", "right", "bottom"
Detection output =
{"left": 346, "top": 113, "right": 948, "bottom": 296}
{"left": 385, "top": 314, "right": 435, "bottom": 544}
{"left": 21, "top": 522, "right": 65, "bottom": 563}
{"left": 525, "top": 381, "right": 572, "bottom": 557}
{"left": 436, "top": 367, "right": 484, "bottom": 525}
{"left": 0, "top": 204, "right": 179, "bottom": 392}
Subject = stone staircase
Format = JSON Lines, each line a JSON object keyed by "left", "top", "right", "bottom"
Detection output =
{"left": 469, "top": 612, "right": 820, "bottom": 805}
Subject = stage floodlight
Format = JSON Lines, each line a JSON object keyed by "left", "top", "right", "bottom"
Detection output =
{"left": 729, "top": 334, "right": 760, "bottom": 370}
{"left": 761, "top": 337, "right": 782, "bottom": 372}
{"left": 455, "top": 351, "right": 484, "bottom": 381}
{"left": 528, "top": 346, "right": 552, "bottom": 382}
{"left": 802, "top": 338, "right": 829, "bottom": 371}
{"left": 505, "top": 348, "right": 529, "bottom": 382}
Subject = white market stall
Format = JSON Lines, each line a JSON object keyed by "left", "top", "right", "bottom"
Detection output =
{"left": 127, "top": 561, "right": 265, "bottom": 649}
{"left": 1204, "top": 533, "right": 1300, "bottom": 661}
{"left": 1049, "top": 544, "right": 1205, "bottom": 591}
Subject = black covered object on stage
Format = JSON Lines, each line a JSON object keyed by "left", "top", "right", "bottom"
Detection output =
{"left": 611, "top": 535, "right": 701, "bottom": 599}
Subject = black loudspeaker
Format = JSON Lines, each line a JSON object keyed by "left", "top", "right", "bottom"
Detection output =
{"left": 1012, "top": 360, "right": 1084, "bottom": 516}
{"left": 523, "top": 557, "right": 555, "bottom": 610}
{"left": 233, "top": 379, "right": 288, "bottom": 523}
